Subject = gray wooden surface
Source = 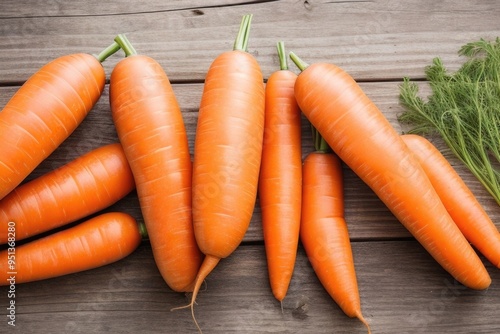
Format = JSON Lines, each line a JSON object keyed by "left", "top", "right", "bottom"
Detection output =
{"left": 1, "top": 1, "right": 500, "bottom": 333}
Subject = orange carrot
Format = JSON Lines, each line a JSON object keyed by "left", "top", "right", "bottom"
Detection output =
{"left": 0, "top": 42, "right": 121, "bottom": 200}
{"left": 184, "top": 14, "right": 265, "bottom": 330}
{"left": 0, "top": 212, "right": 144, "bottom": 285}
{"left": 290, "top": 52, "right": 491, "bottom": 290}
{"left": 402, "top": 134, "right": 500, "bottom": 268}
{"left": 0, "top": 143, "right": 134, "bottom": 244}
{"left": 109, "top": 35, "right": 202, "bottom": 292}
{"left": 301, "top": 128, "right": 370, "bottom": 333}
{"left": 259, "top": 41, "right": 302, "bottom": 302}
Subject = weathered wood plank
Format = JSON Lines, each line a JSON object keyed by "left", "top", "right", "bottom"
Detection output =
{"left": 7, "top": 242, "right": 500, "bottom": 333}
{"left": 0, "top": 0, "right": 269, "bottom": 17}
{"left": 2, "top": 1, "right": 500, "bottom": 333}
{"left": 2, "top": 0, "right": 498, "bottom": 19}
{"left": 2, "top": 80, "right": 499, "bottom": 243}
{"left": 0, "top": 0, "right": 499, "bottom": 84}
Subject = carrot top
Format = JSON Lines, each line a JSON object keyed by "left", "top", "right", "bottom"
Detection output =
{"left": 233, "top": 14, "right": 252, "bottom": 52}
{"left": 114, "top": 34, "right": 138, "bottom": 57}
{"left": 311, "top": 125, "right": 332, "bottom": 154}
{"left": 138, "top": 220, "right": 149, "bottom": 241}
{"left": 93, "top": 41, "right": 121, "bottom": 63}
{"left": 289, "top": 51, "right": 309, "bottom": 72}
{"left": 276, "top": 41, "right": 288, "bottom": 71}
{"left": 292, "top": 52, "right": 332, "bottom": 156}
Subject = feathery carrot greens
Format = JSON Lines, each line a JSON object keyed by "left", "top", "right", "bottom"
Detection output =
{"left": 399, "top": 38, "right": 500, "bottom": 205}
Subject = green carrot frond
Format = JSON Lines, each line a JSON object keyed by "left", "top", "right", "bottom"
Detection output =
{"left": 398, "top": 38, "right": 500, "bottom": 205}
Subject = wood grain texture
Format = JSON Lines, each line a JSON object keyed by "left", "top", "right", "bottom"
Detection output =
{"left": 3, "top": 81, "right": 498, "bottom": 243}
{"left": 7, "top": 242, "right": 500, "bottom": 334}
{"left": 2, "top": 1, "right": 500, "bottom": 333}
{"left": 0, "top": 0, "right": 499, "bottom": 84}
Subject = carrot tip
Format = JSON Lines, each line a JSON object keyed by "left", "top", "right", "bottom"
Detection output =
{"left": 170, "top": 304, "right": 191, "bottom": 312}
{"left": 356, "top": 312, "right": 371, "bottom": 334}
{"left": 170, "top": 293, "right": 200, "bottom": 312}
{"left": 171, "top": 255, "right": 221, "bottom": 334}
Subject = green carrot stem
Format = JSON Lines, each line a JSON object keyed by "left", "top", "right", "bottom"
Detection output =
{"left": 233, "top": 14, "right": 253, "bottom": 52}
{"left": 94, "top": 41, "right": 121, "bottom": 63}
{"left": 289, "top": 51, "right": 309, "bottom": 71}
{"left": 311, "top": 124, "right": 331, "bottom": 153}
{"left": 138, "top": 221, "right": 149, "bottom": 241}
{"left": 114, "top": 34, "right": 138, "bottom": 57}
{"left": 277, "top": 41, "right": 288, "bottom": 71}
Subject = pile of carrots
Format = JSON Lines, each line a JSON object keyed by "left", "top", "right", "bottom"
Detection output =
{"left": 1, "top": 13, "right": 500, "bottom": 334}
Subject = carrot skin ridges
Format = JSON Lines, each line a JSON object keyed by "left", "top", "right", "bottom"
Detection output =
{"left": 187, "top": 14, "right": 265, "bottom": 332}
{"left": 192, "top": 49, "right": 265, "bottom": 258}
{"left": 190, "top": 48, "right": 264, "bottom": 332}
{"left": 0, "top": 143, "right": 135, "bottom": 244}
{"left": 259, "top": 68, "right": 302, "bottom": 302}
{"left": 301, "top": 152, "right": 370, "bottom": 333}
{"left": 0, "top": 53, "right": 106, "bottom": 200}
{"left": 0, "top": 212, "right": 141, "bottom": 285}
{"left": 294, "top": 62, "right": 491, "bottom": 290}
{"left": 110, "top": 54, "right": 202, "bottom": 292}
{"left": 402, "top": 134, "right": 500, "bottom": 268}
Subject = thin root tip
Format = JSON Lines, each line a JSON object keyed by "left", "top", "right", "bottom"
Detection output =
{"left": 170, "top": 303, "right": 192, "bottom": 312}
{"left": 357, "top": 313, "right": 371, "bottom": 334}
{"left": 185, "top": 255, "right": 221, "bottom": 334}
{"left": 192, "top": 301, "right": 202, "bottom": 334}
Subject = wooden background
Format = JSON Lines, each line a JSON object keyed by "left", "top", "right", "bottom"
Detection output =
{"left": 1, "top": 1, "right": 500, "bottom": 333}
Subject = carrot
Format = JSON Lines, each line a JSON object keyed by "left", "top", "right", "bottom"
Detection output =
{"left": 0, "top": 143, "right": 135, "bottom": 244}
{"left": 402, "top": 134, "right": 500, "bottom": 268}
{"left": 301, "top": 128, "right": 370, "bottom": 333}
{"left": 259, "top": 41, "right": 302, "bottom": 302}
{"left": 109, "top": 35, "right": 202, "bottom": 292}
{"left": 180, "top": 14, "right": 264, "bottom": 331}
{"left": 0, "top": 42, "right": 121, "bottom": 200}
{"left": 0, "top": 212, "right": 144, "bottom": 285}
{"left": 290, "top": 52, "right": 491, "bottom": 290}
